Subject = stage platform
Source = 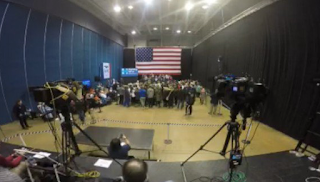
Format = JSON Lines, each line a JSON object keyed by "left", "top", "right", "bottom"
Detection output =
{"left": 75, "top": 126, "right": 155, "bottom": 159}
{"left": 1, "top": 143, "right": 319, "bottom": 182}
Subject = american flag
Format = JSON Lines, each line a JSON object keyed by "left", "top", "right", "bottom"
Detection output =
{"left": 135, "top": 47, "right": 182, "bottom": 75}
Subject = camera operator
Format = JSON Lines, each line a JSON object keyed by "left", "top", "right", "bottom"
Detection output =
{"left": 108, "top": 134, "right": 132, "bottom": 160}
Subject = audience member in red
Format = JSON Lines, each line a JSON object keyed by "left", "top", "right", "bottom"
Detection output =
{"left": 0, "top": 153, "right": 23, "bottom": 168}
{"left": 0, "top": 144, "right": 26, "bottom": 182}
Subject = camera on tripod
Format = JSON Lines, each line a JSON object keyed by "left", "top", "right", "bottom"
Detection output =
{"left": 213, "top": 74, "right": 268, "bottom": 129}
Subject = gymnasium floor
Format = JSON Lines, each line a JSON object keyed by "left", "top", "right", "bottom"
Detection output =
{"left": 0, "top": 98, "right": 301, "bottom": 162}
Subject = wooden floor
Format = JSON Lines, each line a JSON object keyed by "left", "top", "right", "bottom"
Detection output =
{"left": 0, "top": 99, "right": 300, "bottom": 162}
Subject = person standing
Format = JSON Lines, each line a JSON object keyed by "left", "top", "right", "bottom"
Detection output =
{"left": 118, "top": 86, "right": 124, "bottom": 105}
{"left": 13, "top": 100, "right": 30, "bottom": 129}
{"left": 200, "top": 87, "right": 206, "bottom": 105}
{"left": 85, "top": 90, "right": 97, "bottom": 124}
{"left": 208, "top": 91, "right": 219, "bottom": 115}
{"left": 146, "top": 86, "right": 155, "bottom": 108}
{"left": 139, "top": 87, "right": 146, "bottom": 108}
{"left": 154, "top": 85, "right": 162, "bottom": 108}
{"left": 123, "top": 86, "right": 131, "bottom": 107}
{"left": 185, "top": 85, "right": 196, "bottom": 116}
{"left": 177, "top": 87, "right": 185, "bottom": 109}
{"left": 196, "top": 83, "right": 202, "bottom": 97}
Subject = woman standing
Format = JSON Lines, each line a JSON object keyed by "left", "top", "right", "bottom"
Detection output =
{"left": 200, "top": 87, "right": 206, "bottom": 105}
{"left": 12, "top": 100, "right": 30, "bottom": 129}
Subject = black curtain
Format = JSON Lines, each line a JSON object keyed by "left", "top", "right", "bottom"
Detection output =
{"left": 123, "top": 48, "right": 192, "bottom": 80}
{"left": 192, "top": 0, "right": 320, "bottom": 148}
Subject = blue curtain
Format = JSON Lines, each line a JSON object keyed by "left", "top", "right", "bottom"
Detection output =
{"left": 0, "top": 2, "right": 123, "bottom": 125}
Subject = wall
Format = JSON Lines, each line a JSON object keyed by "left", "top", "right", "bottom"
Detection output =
{"left": 3, "top": 0, "right": 127, "bottom": 46}
{"left": 0, "top": 2, "right": 123, "bottom": 124}
{"left": 123, "top": 48, "right": 192, "bottom": 80}
{"left": 192, "top": 0, "right": 320, "bottom": 148}
{"left": 127, "top": 35, "right": 195, "bottom": 48}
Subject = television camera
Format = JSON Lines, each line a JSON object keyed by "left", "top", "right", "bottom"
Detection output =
{"left": 213, "top": 74, "right": 268, "bottom": 129}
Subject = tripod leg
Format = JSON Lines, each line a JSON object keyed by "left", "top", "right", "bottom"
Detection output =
{"left": 72, "top": 122, "right": 123, "bottom": 167}
{"left": 181, "top": 122, "right": 227, "bottom": 166}
{"left": 220, "top": 124, "right": 232, "bottom": 156}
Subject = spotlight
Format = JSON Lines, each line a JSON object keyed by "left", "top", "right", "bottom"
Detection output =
{"left": 153, "top": 27, "right": 158, "bottom": 31}
{"left": 144, "top": 0, "right": 152, "bottom": 5}
{"left": 165, "top": 27, "right": 170, "bottom": 30}
{"left": 128, "top": 5, "right": 133, "bottom": 9}
{"left": 185, "top": 2, "right": 194, "bottom": 11}
{"left": 177, "top": 30, "right": 181, "bottom": 33}
{"left": 113, "top": 5, "right": 121, "bottom": 12}
{"left": 131, "top": 30, "right": 136, "bottom": 35}
{"left": 188, "top": 30, "right": 192, "bottom": 33}
{"left": 202, "top": 5, "right": 209, "bottom": 9}
{"left": 205, "top": 0, "right": 217, "bottom": 4}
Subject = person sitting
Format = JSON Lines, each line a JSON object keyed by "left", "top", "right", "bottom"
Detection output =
{"left": 0, "top": 146, "right": 26, "bottom": 182}
{"left": 37, "top": 102, "right": 54, "bottom": 121}
{"left": 108, "top": 134, "right": 131, "bottom": 159}
{"left": 122, "top": 159, "right": 148, "bottom": 182}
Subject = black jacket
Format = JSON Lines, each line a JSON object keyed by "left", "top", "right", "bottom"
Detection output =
{"left": 13, "top": 104, "right": 26, "bottom": 118}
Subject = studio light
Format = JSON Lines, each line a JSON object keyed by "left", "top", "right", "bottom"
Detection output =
{"left": 185, "top": 2, "right": 194, "bottom": 11}
{"left": 177, "top": 30, "right": 181, "bottom": 33}
{"left": 128, "top": 5, "right": 133, "bottom": 9}
{"left": 113, "top": 5, "right": 121, "bottom": 12}
{"left": 144, "top": 0, "right": 152, "bottom": 5}
{"left": 153, "top": 27, "right": 158, "bottom": 31}
{"left": 131, "top": 30, "right": 136, "bottom": 35}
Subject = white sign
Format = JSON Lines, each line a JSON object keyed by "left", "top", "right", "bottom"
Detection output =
{"left": 33, "top": 152, "right": 51, "bottom": 159}
{"left": 94, "top": 159, "right": 113, "bottom": 168}
{"left": 103, "top": 63, "right": 111, "bottom": 79}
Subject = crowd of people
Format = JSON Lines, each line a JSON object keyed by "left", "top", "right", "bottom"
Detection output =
{"left": 12, "top": 74, "right": 222, "bottom": 129}
{"left": 114, "top": 75, "right": 207, "bottom": 116}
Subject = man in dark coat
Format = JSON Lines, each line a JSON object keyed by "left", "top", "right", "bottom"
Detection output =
{"left": 185, "top": 84, "right": 196, "bottom": 115}
{"left": 13, "top": 100, "right": 30, "bottom": 129}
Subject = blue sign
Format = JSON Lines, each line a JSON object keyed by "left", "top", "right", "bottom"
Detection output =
{"left": 121, "top": 68, "right": 138, "bottom": 77}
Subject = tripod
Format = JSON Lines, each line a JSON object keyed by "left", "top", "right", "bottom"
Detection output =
{"left": 181, "top": 120, "right": 242, "bottom": 182}
{"left": 56, "top": 104, "right": 122, "bottom": 176}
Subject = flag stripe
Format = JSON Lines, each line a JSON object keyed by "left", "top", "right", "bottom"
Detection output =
{"left": 153, "top": 53, "right": 181, "bottom": 56}
{"left": 136, "top": 61, "right": 180, "bottom": 65}
{"left": 154, "top": 57, "right": 181, "bottom": 60}
{"left": 138, "top": 70, "right": 181, "bottom": 73}
{"left": 136, "top": 66, "right": 181, "bottom": 69}
{"left": 153, "top": 49, "right": 182, "bottom": 52}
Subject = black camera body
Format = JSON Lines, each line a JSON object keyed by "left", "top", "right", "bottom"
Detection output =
{"left": 214, "top": 74, "right": 268, "bottom": 124}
